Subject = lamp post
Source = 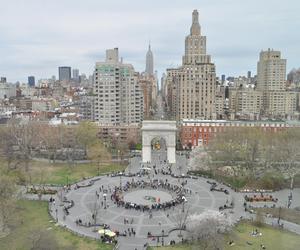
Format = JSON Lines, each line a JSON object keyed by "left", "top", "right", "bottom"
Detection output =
{"left": 129, "top": 154, "right": 132, "bottom": 174}
{"left": 179, "top": 165, "right": 182, "bottom": 176}
{"left": 290, "top": 175, "right": 294, "bottom": 190}
{"left": 182, "top": 196, "right": 186, "bottom": 213}
{"left": 55, "top": 208, "right": 58, "bottom": 222}
{"left": 278, "top": 206, "right": 282, "bottom": 225}
{"left": 114, "top": 132, "right": 120, "bottom": 161}
{"left": 119, "top": 175, "right": 122, "bottom": 191}
{"left": 103, "top": 193, "right": 107, "bottom": 210}
{"left": 97, "top": 157, "right": 100, "bottom": 176}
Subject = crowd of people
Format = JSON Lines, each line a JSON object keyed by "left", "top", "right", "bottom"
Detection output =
{"left": 111, "top": 178, "right": 189, "bottom": 212}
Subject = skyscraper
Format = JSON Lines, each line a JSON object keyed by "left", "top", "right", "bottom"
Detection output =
{"left": 138, "top": 76, "right": 153, "bottom": 119}
{"left": 176, "top": 9, "right": 216, "bottom": 120}
{"left": 161, "top": 73, "right": 166, "bottom": 97}
{"left": 257, "top": 49, "right": 286, "bottom": 91}
{"left": 182, "top": 10, "right": 206, "bottom": 64}
{"left": 93, "top": 48, "right": 143, "bottom": 125}
{"left": 247, "top": 71, "right": 251, "bottom": 79}
{"left": 256, "top": 49, "right": 297, "bottom": 117}
{"left": 58, "top": 66, "right": 71, "bottom": 82}
{"left": 221, "top": 74, "right": 226, "bottom": 83}
{"left": 145, "top": 44, "right": 154, "bottom": 76}
{"left": 28, "top": 76, "right": 35, "bottom": 87}
{"left": 72, "top": 69, "right": 79, "bottom": 81}
{"left": 0, "top": 77, "right": 7, "bottom": 83}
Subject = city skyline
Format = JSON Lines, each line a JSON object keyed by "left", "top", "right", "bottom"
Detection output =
{"left": 0, "top": 0, "right": 299, "bottom": 82}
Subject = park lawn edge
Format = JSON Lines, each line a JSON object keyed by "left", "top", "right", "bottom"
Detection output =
{"left": 0, "top": 200, "right": 113, "bottom": 250}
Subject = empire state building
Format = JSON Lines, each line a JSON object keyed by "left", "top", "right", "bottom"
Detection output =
{"left": 145, "top": 43, "right": 154, "bottom": 76}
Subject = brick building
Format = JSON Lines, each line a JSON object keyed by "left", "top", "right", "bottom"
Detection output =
{"left": 180, "top": 119, "right": 300, "bottom": 148}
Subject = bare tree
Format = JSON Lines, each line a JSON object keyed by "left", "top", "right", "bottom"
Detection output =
{"left": 170, "top": 202, "right": 190, "bottom": 237}
{"left": 241, "top": 128, "right": 262, "bottom": 172}
{"left": 205, "top": 127, "right": 300, "bottom": 181}
{"left": 0, "top": 175, "right": 16, "bottom": 236}
{"left": 277, "top": 129, "right": 300, "bottom": 178}
{"left": 28, "top": 228, "right": 59, "bottom": 250}
{"left": 35, "top": 165, "right": 49, "bottom": 200}
{"left": 253, "top": 209, "right": 265, "bottom": 227}
{"left": 260, "top": 131, "right": 276, "bottom": 169}
{"left": 187, "top": 210, "right": 232, "bottom": 250}
{"left": 188, "top": 145, "right": 210, "bottom": 171}
{"left": 38, "top": 124, "right": 63, "bottom": 164}
{"left": 206, "top": 127, "right": 244, "bottom": 166}
{"left": 1, "top": 119, "right": 40, "bottom": 172}
{"left": 57, "top": 187, "right": 65, "bottom": 206}
{"left": 88, "top": 199, "right": 101, "bottom": 231}
{"left": 0, "top": 125, "right": 16, "bottom": 170}
{"left": 117, "top": 142, "right": 128, "bottom": 161}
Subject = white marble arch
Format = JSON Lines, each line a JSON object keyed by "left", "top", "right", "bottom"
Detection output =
{"left": 141, "top": 120, "right": 177, "bottom": 164}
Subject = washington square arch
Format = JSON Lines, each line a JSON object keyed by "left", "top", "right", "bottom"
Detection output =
{"left": 141, "top": 120, "right": 177, "bottom": 164}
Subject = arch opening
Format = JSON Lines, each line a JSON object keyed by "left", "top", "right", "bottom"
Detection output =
{"left": 150, "top": 137, "right": 167, "bottom": 163}
{"left": 141, "top": 121, "right": 177, "bottom": 164}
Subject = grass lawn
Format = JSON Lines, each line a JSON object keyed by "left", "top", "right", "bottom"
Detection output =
{"left": 0, "top": 200, "right": 113, "bottom": 250}
{"left": 227, "top": 222, "right": 300, "bottom": 250}
{"left": 0, "top": 158, "right": 126, "bottom": 185}
{"left": 150, "top": 222, "right": 300, "bottom": 250}
{"left": 188, "top": 170, "right": 292, "bottom": 190}
{"left": 27, "top": 161, "right": 126, "bottom": 185}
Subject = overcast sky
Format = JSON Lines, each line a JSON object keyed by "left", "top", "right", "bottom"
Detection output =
{"left": 0, "top": 0, "right": 299, "bottom": 83}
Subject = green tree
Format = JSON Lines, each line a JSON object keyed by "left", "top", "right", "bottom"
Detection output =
{"left": 75, "top": 121, "right": 98, "bottom": 156}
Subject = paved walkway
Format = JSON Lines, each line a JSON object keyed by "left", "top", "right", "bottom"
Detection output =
{"left": 22, "top": 145, "right": 300, "bottom": 250}
{"left": 48, "top": 149, "right": 238, "bottom": 250}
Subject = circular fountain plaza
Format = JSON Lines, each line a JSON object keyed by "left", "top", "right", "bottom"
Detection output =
{"left": 49, "top": 148, "right": 247, "bottom": 250}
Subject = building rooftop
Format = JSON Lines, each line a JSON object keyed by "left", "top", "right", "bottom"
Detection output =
{"left": 182, "top": 119, "right": 300, "bottom": 126}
